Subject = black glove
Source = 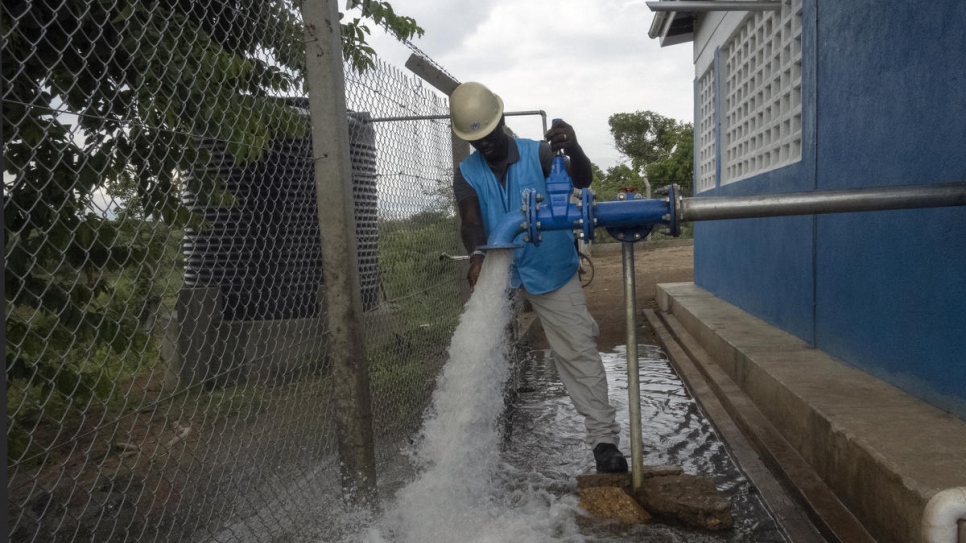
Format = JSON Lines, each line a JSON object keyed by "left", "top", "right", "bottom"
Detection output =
{"left": 545, "top": 120, "right": 579, "bottom": 155}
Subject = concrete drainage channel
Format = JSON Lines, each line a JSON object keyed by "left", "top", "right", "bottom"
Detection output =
{"left": 647, "top": 283, "right": 966, "bottom": 543}
{"left": 642, "top": 309, "right": 846, "bottom": 542}
{"left": 508, "top": 300, "right": 966, "bottom": 543}
{"left": 504, "top": 342, "right": 813, "bottom": 541}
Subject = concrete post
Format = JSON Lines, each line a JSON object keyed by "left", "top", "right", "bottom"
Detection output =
{"left": 404, "top": 53, "right": 469, "bottom": 191}
{"left": 300, "top": 0, "right": 377, "bottom": 506}
{"left": 404, "top": 54, "right": 459, "bottom": 95}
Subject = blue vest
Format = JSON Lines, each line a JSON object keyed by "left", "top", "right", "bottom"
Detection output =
{"left": 460, "top": 138, "right": 578, "bottom": 294}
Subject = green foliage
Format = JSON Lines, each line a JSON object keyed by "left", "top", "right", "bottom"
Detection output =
{"left": 5, "top": 220, "right": 175, "bottom": 455}
{"left": 368, "top": 348, "right": 439, "bottom": 425}
{"left": 609, "top": 111, "right": 680, "bottom": 168}
{"left": 592, "top": 163, "right": 645, "bottom": 202}
{"left": 591, "top": 111, "right": 696, "bottom": 243}
{"left": 370, "top": 210, "right": 465, "bottom": 414}
{"left": 646, "top": 124, "right": 694, "bottom": 195}
{"left": 608, "top": 110, "right": 695, "bottom": 197}
{"left": 343, "top": 1, "right": 424, "bottom": 73}
{"left": 378, "top": 209, "right": 464, "bottom": 326}
{"left": 3, "top": 0, "right": 422, "bottom": 450}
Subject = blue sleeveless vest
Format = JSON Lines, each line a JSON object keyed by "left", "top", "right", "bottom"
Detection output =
{"left": 460, "top": 138, "right": 578, "bottom": 294}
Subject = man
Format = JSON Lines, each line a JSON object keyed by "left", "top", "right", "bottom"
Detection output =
{"left": 449, "top": 81, "right": 628, "bottom": 473}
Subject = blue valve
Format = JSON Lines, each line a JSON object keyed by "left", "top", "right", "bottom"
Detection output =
{"left": 481, "top": 119, "right": 678, "bottom": 249}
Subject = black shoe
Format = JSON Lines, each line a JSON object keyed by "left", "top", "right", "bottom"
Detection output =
{"left": 593, "top": 443, "right": 628, "bottom": 473}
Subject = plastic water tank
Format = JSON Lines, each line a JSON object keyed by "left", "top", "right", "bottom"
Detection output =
{"left": 183, "top": 107, "right": 379, "bottom": 320}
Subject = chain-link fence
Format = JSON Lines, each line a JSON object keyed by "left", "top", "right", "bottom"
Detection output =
{"left": 4, "top": 1, "right": 468, "bottom": 540}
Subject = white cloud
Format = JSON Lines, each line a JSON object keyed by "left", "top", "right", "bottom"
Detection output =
{"left": 365, "top": 0, "right": 695, "bottom": 170}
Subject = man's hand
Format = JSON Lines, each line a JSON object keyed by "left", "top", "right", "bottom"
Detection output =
{"left": 544, "top": 120, "right": 593, "bottom": 188}
{"left": 457, "top": 197, "right": 488, "bottom": 290}
{"left": 545, "top": 120, "right": 579, "bottom": 155}
{"left": 467, "top": 253, "right": 485, "bottom": 290}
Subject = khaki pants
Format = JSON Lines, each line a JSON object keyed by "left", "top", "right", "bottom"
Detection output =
{"left": 522, "top": 273, "right": 620, "bottom": 447}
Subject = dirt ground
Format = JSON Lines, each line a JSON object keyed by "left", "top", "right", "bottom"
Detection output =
{"left": 523, "top": 241, "right": 695, "bottom": 351}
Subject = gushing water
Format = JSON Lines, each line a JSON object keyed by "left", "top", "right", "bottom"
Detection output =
{"left": 336, "top": 250, "right": 785, "bottom": 543}
{"left": 356, "top": 250, "right": 586, "bottom": 543}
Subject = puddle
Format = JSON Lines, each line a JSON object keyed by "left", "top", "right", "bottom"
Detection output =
{"left": 338, "top": 250, "right": 786, "bottom": 542}
{"left": 500, "top": 344, "right": 789, "bottom": 542}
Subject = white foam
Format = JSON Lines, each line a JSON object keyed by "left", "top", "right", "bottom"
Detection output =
{"left": 352, "top": 250, "right": 587, "bottom": 543}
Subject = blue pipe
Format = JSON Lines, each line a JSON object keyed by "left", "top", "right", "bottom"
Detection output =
{"left": 479, "top": 209, "right": 527, "bottom": 250}
{"left": 480, "top": 132, "right": 676, "bottom": 249}
{"left": 595, "top": 199, "right": 667, "bottom": 227}
{"left": 482, "top": 192, "right": 675, "bottom": 247}
{"left": 481, "top": 156, "right": 674, "bottom": 249}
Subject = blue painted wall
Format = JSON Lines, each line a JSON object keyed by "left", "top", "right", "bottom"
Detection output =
{"left": 694, "top": 0, "right": 966, "bottom": 417}
{"left": 694, "top": 166, "right": 816, "bottom": 342}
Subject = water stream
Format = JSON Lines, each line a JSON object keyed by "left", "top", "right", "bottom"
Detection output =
{"left": 504, "top": 346, "right": 788, "bottom": 542}
{"left": 341, "top": 251, "right": 787, "bottom": 542}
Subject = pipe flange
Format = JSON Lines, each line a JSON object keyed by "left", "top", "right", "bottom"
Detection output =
{"left": 604, "top": 193, "right": 655, "bottom": 242}
{"left": 667, "top": 184, "right": 680, "bottom": 237}
{"left": 581, "top": 188, "right": 596, "bottom": 242}
{"left": 523, "top": 189, "right": 542, "bottom": 247}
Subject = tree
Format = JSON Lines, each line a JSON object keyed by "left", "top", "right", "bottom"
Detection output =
{"left": 2, "top": 0, "right": 423, "bottom": 425}
{"left": 593, "top": 163, "right": 645, "bottom": 202}
{"left": 608, "top": 111, "right": 694, "bottom": 196}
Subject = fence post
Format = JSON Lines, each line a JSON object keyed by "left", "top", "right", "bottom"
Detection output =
{"left": 404, "top": 53, "right": 471, "bottom": 228}
{"left": 300, "top": 0, "right": 377, "bottom": 506}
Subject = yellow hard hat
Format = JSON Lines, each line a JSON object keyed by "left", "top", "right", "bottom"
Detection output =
{"left": 450, "top": 82, "right": 504, "bottom": 141}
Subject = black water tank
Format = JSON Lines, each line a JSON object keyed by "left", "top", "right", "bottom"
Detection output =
{"left": 183, "top": 109, "right": 380, "bottom": 320}
{"left": 347, "top": 112, "right": 380, "bottom": 312}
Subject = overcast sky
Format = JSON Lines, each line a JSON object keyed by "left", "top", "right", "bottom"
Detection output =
{"left": 365, "top": 0, "right": 696, "bottom": 171}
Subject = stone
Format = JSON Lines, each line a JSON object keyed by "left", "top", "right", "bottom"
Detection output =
{"left": 632, "top": 474, "right": 733, "bottom": 531}
{"left": 578, "top": 486, "right": 651, "bottom": 524}
{"left": 575, "top": 465, "right": 684, "bottom": 492}
{"left": 577, "top": 472, "right": 632, "bottom": 492}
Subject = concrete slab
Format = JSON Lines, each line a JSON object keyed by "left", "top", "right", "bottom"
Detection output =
{"left": 657, "top": 282, "right": 966, "bottom": 543}
{"left": 646, "top": 309, "right": 864, "bottom": 543}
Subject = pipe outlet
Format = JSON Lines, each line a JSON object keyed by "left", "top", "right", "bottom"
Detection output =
{"left": 479, "top": 209, "right": 527, "bottom": 250}
{"left": 923, "top": 487, "right": 966, "bottom": 543}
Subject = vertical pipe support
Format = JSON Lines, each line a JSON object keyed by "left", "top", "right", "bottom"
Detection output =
{"left": 301, "top": 0, "right": 377, "bottom": 506}
{"left": 622, "top": 242, "right": 645, "bottom": 490}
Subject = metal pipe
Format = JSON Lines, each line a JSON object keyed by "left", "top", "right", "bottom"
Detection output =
{"left": 504, "top": 110, "right": 548, "bottom": 136}
{"left": 485, "top": 181, "right": 966, "bottom": 248}
{"left": 680, "top": 183, "right": 966, "bottom": 222}
{"left": 647, "top": 1, "right": 783, "bottom": 12}
{"left": 367, "top": 110, "right": 548, "bottom": 132}
{"left": 366, "top": 113, "right": 451, "bottom": 123}
{"left": 622, "top": 241, "right": 645, "bottom": 491}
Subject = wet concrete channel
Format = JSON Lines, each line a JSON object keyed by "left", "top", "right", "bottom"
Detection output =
{"left": 500, "top": 344, "right": 796, "bottom": 542}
